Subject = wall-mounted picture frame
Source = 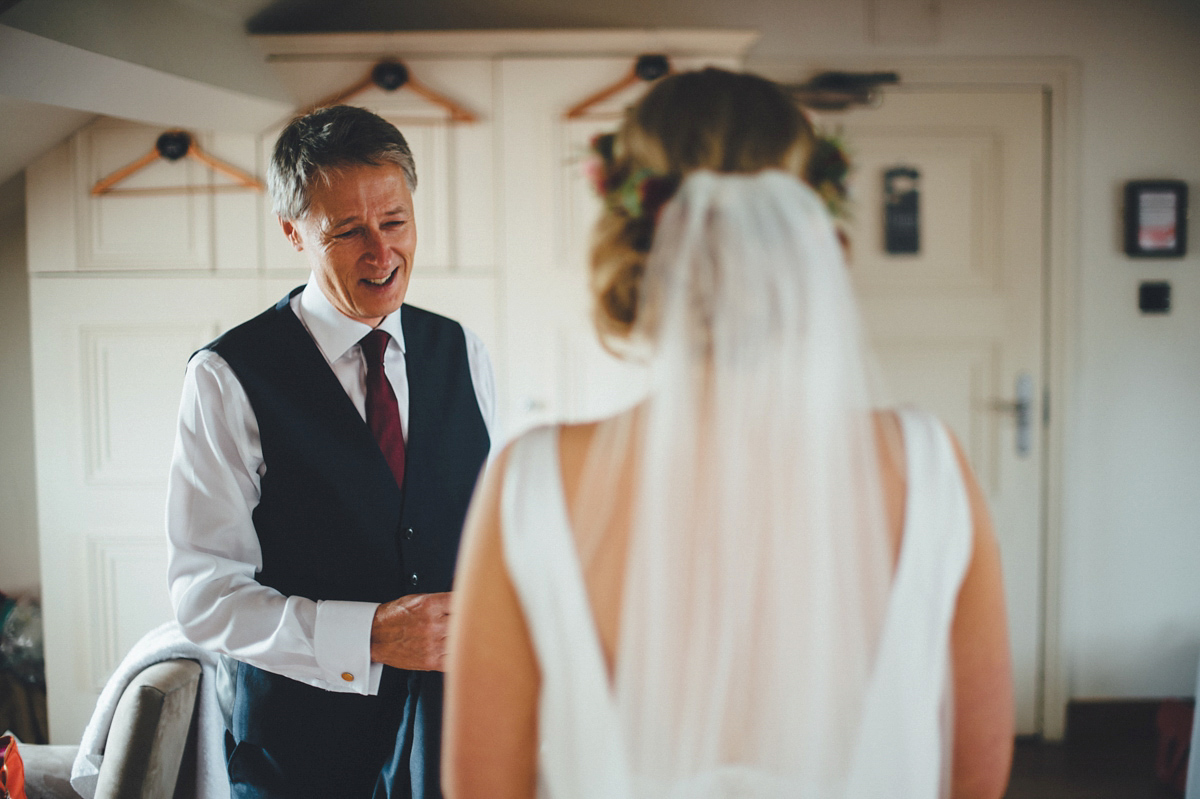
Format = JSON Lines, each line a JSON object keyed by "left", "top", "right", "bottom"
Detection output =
{"left": 1124, "top": 180, "right": 1188, "bottom": 258}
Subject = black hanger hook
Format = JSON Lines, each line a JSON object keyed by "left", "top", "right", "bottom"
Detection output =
{"left": 372, "top": 61, "right": 410, "bottom": 92}
{"left": 156, "top": 131, "right": 192, "bottom": 161}
{"left": 634, "top": 54, "right": 670, "bottom": 82}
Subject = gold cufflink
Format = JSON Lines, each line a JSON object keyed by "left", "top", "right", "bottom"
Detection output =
{"left": 341, "top": 672, "right": 354, "bottom": 682}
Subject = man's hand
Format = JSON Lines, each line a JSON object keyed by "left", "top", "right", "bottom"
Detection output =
{"left": 370, "top": 592, "right": 452, "bottom": 672}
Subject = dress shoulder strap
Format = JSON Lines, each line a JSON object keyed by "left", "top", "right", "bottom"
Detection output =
{"left": 894, "top": 407, "right": 973, "bottom": 566}
{"left": 887, "top": 408, "right": 973, "bottom": 667}
{"left": 499, "top": 426, "right": 634, "bottom": 799}
{"left": 500, "top": 426, "right": 566, "bottom": 592}
{"left": 846, "top": 407, "right": 974, "bottom": 798}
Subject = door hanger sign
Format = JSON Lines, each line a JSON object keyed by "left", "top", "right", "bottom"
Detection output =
{"left": 884, "top": 166, "right": 920, "bottom": 255}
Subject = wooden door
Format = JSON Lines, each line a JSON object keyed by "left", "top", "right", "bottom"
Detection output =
{"left": 826, "top": 88, "right": 1047, "bottom": 733}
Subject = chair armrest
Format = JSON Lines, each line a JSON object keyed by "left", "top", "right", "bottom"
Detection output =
{"left": 19, "top": 744, "right": 81, "bottom": 798}
{"left": 95, "top": 659, "right": 201, "bottom": 799}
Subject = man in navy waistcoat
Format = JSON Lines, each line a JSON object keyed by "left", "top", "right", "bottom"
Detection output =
{"left": 166, "top": 106, "right": 494, "bottom": 798}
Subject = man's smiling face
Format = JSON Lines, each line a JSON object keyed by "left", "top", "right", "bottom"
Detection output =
{"left": 281, "top": 162, "right": 417, "bottom": 326}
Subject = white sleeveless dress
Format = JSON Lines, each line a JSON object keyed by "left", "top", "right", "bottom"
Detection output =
{"left": 499, "top": 408, "right": 973, "bottom": 799}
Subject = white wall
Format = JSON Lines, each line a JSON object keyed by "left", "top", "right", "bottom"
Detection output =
{"left": 1058, "top": 3, "right": 1200, "bottom": 699}
{"left": 0, "top": 174, "right": 40, "bottom": 597}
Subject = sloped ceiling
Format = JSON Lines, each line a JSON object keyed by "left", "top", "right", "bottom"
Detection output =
{"left": 0, "top": 0, "right": 665, "bottom": 187}
{"left": 0, "top": 0, "right": 817, "bottom": 188}
{"left": 0, "top": 0, "right": 289, "bottom": 187}
{"left": 1, "top": 0, "right": 287, "bottom": 100}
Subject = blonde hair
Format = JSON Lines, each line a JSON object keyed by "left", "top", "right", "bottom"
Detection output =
{"left": 590, "top": 68, "right": 814, "bottom": 347}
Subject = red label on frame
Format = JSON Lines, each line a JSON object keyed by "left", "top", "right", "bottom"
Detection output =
{"left": 1139, "top": 191, "right": 1178, "bottom": 250}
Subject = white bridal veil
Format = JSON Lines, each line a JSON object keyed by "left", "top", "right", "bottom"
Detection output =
{"left": 582, "top": 170, "right": 900, "bottom": 797}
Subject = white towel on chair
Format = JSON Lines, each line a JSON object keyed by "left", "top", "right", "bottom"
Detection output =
{"left": 71, "top": 620, "right": 229, "bottom": 799}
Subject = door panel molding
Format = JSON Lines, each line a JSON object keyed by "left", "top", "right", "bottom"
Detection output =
{"left": 87, "top": 535, "right": 170, "bottom": 690}
{"left": 81, "top": 323, "right": 219, "bottom": 486}
{"left": 849, "top": 127, "right": 1003, "bottom": 291}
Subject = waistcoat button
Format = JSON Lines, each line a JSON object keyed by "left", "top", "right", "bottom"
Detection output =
{"left": 404, "top": 527, "right": 414, "bottom": 540}
{"left": 410, "top": 573, "right": 419, "bottom": 586}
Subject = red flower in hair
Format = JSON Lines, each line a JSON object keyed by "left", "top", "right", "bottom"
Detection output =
{"left": 639, "top": 174, "right": 681, "bottom": 222}
{"left": 585, "top": 132, "right": 680, "bottom": 221}
{"left": 584, "top": 154, "right": 608, "bottom": 197}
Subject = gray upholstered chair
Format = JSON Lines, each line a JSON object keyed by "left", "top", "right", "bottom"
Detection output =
{"left": 22, "top": 658, "right": 202, "bottom": 799}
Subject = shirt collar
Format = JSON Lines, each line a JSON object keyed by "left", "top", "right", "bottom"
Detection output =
{"left": 298, "top": 273, "right": 407, "bottom": 364}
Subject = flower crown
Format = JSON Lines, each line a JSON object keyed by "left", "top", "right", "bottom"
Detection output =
{"left": 585, "top": 129, "right": 852, "bottom": 222}
{"left": 585, "top": 132, "right": 680, "bottom": 223}
{"left": 804, "top": 129, "right": 852, "bottom": 222}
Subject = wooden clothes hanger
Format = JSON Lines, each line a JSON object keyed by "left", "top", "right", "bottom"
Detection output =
{"left": 564, "top": 54, "right": 673, "bottom": 120}
{"left": 90, "top": 130, "right": 263, "bottom": 196}
{"left": 307, "top": 59, "right": 477, "bottom": 122}
{"left": 786, "top": 71, "right": 900, "bottom": 111}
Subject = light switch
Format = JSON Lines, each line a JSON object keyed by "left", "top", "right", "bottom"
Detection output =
{"left": 1138, "top": 281, "right": 1171, "bottom": 314}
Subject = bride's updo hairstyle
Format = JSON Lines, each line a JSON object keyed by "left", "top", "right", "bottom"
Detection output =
{"left": 589, "top": 68, "right": 814, "bottom": 348}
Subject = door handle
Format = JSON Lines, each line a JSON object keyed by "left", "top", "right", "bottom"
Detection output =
{"left": 990, "top": 372, "right": 1034, "bottom": 457}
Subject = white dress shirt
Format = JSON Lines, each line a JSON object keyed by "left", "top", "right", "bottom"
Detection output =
{"left": 166, "top": 275, "right": 496, "bottom": 699}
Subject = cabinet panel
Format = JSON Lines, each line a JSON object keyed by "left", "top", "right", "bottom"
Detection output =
{"left": 28, "top": 120, "right": 263, "bottom": 274}
{"left": 260, "top": 58, "right": 496, "bottom": 274}
{"left": 498, "top": 55, "right": 739, "bottom": 434}
{"left": 86, "top": 536, "right": 171, "bottom": 689}
{"left": 81, "top": 324, "right": 218, "bottom": 486}
{"left": 31, "top": 277, "right": 264, "bottom": 741}
{"left": 75, "top": 120, "right": 212, "bottom": 270}
{"left": 211, "top": 132, "right": 263, "bottom": 272}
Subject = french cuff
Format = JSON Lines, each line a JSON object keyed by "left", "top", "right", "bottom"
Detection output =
{"left": 314, "top": 600, "right": 383, "bottom": 695}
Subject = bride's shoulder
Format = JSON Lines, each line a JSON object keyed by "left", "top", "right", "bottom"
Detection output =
{"left": 493, "top": 423, "right": 561, "bottom": 462}
{"left": 871, "top": 405, "right": 960, "bottom": 473}
{"left": 488, "top": 421, "right": 594, "bottom": 485}
{"left": 560, "top": 408, "right": 641, "bottom": 465}
{"left": 871, "top": 408, "right": 906, "bottom": 482}
{"left": 558, "top": 419, "right": 600, "bottom": 450}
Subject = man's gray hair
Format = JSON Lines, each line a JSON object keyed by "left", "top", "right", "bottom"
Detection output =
{"left": 268, "top": 105, "right": 418, "bottom": 220}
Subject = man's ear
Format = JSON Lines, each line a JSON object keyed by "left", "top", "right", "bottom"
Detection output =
{"left": 279, "top": 216, "right": 304, "bottom": 252}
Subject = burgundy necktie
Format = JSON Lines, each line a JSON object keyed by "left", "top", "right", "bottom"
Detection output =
{"left": 360, "top": 329, "right": 406, "bottom": 489}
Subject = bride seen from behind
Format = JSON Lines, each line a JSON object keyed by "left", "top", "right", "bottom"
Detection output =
{"left": 444, "top": 68, "right": 1014, "bottom": 799}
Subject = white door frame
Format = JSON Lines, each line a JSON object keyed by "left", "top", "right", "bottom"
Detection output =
{"left": 756, "top": 56, "right": 1081, "bottom": 740}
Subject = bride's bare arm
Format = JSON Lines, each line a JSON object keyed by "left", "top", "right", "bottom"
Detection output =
{"left": 949, "top": 435, "right": 1016, "bottom": 799}
{"left": 443, "top": 448, "right": 539, "bottom": 799}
